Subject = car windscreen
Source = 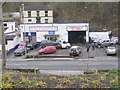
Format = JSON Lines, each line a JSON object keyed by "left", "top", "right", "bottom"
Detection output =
{"left": 71, "top": 48, "right": 77, "bottom": 51}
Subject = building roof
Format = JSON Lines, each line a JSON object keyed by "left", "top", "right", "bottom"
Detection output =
{"left": 23, "top": 6, "right": 52, "bottom": 11}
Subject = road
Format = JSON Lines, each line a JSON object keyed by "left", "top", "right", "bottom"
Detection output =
{"left": 5, "top": 45, "right": 119, "bottom": 75}
{"left": 6, "top": 57, "right": 118, "bottom": 71}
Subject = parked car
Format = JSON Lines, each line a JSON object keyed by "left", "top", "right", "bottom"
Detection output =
{"left": 14, "top": 48, "right": 26, "bottom": 56}
{"left": 14, "top": 42, "right": 30, "bottom": 56}
{"left": 40, "top": 40, "right": 58, "bottom": 47}
{"left": 69, "top": 46, "right": 82, "bottom": 56}
{"left": 38, "top": 46, "right": 57, "bottom": 54}
{"left": 110, "top": 37, "right": 118, "bottom": 44}
{"left": 60, "top": 41, "right": 71, "bottom": 49}
{"left": 54, "top": 43, "right": 62, "bottom": 49}
{"left": 95, "top": 39, "right": 111, "bottom": 48}
{"left": 105, "top": 46, "right": 117, "bottom": 55}
{"left": 18, "top": 42, "right": 27, "bottom": 48}
{"left": 27, "top": 42, "right": 39, "bottom": 50}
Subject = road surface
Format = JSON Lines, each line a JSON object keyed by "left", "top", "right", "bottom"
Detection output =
{"left": 6, "top": 57, "right": 118, "bottom": 71}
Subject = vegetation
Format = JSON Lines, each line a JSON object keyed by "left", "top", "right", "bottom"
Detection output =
{"left": 0, "top": 69, "right": 119, "bottom": 88}
{"left": 2, "top": 2, "right": 118, "bottom": 36}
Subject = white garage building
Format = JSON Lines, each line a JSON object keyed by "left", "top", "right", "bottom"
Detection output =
{"left": 20, "top": 23, "right": 89, "bottom": 44}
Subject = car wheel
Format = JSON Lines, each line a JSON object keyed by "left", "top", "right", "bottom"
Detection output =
{"left": 41, "top": 52, "right": 44, "bottom": 55}
{"left": 66, "top": 46, "right": 69, "bottom": 49}
{"left": 21, "top": 52, "right": 24, "bottom": 56}
{"left": 97, "top": 45, "right": 101, "bottom": 48}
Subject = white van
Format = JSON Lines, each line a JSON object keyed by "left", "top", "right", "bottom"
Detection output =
{"left": 60, "top": 41, "right": 71, "bottom": 49}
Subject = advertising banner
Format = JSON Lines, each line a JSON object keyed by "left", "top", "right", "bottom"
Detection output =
{"left": 29, "top": 26, "right": 58, "bottom": 32}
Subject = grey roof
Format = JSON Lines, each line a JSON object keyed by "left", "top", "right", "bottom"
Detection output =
{"left": 23, "top": 6, "right": 52, "bottom": 11}
{"left": 5, "top": 35, "right": 16, "bottom": 40}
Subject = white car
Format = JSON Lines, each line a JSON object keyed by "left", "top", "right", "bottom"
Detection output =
{"left": 69, "top": 46, "right": 82, "bottom": 56}
{"left": 105, "top": 46, "right": 117, "bottom": 55}
{"left": 60, "top": 41, "right": 71, "bottom": 49}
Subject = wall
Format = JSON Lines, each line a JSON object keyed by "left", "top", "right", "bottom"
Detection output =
{"left": 4, "top": 22, "right": 15, "bottom": 34}
{"left": 89, "top": 32, "right": 109, "bottom": 40}
{"left": 20, "top": 23, "right": 89, "bottom": 43}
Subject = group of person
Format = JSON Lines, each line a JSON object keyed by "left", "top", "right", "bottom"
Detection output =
{"left": 86, "top": 41, "right": 96, "bottom": 52}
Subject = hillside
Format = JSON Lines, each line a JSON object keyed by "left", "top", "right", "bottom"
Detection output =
{"left": 2, "top": 2, "right": 118, "bottom": 35}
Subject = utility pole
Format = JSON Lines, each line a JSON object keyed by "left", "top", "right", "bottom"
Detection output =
{"left": 0, "top": 2, "right": 6, "bottom": 70}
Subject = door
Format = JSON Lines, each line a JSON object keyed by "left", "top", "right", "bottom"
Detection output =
{"left": 44, "top": 47, "right": 51, "bottom": 53}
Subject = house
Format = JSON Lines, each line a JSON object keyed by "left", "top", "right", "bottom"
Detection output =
{"left": 20, "top": 6, "right": 53, "bottom": 24}
{"left": 3, "top": 22, "right": 16, "bottom": 34}
{"left": 0, "top": 22, "right": 21, "bottom": 54}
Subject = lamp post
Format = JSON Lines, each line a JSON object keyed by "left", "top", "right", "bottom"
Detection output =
{"left": 21, "top": 4, "right": 25, "bottom": 41}
{"left": 21, "top": 4, "right": 27, "bottom": 55}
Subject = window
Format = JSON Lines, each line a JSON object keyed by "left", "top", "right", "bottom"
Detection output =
{"left": 45, "top": 11, "right": 48, "bottom": 17}
{"left": 45, "top": 11, "right": 48, "bottom": 13}
{"left": 4, "top": 23, "right": 7, "bottom": 26}
{"left": 28, "top": 11, "right": 31, "bottom": 17}
{"left": 12, "top": 25, "right": 13, "bottom": 30}
{"left": 5, "top": 40, "right": 7, "bottom": 45}
{"left": 45, "top": 19, "right": 48, "bottom": 23}
{"left": 28, "top": 19, "right": 32, "bottom": 22}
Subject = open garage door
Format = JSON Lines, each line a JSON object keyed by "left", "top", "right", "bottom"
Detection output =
{"left": 68, "top": 31, "right": 86, "bottom": 44}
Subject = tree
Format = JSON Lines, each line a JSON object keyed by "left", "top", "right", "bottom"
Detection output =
{"left": 0, "top": 2, "right": 6, "bottom": 70}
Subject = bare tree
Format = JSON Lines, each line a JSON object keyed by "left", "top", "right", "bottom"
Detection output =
{"left": 0, "top": 1, "right": 6, "bottom": 70}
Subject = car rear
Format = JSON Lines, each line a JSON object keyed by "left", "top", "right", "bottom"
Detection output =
{"left": 106, "top": 47, "right": 116, "bottom": 55}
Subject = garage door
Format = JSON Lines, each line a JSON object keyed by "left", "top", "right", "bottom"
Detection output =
{"left": 68, "top": 31, "right": 86, "bottom": 44}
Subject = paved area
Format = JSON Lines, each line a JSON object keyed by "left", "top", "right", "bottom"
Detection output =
{"left": 7, "top": 45, "right": 118, "bottom": 60}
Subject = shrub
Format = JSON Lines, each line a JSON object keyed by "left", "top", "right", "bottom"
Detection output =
{"left": 91, "top": 80, "right": 100, "bottom": 88}
{"left": 50, "top": 76, "right": 57, "bottom": 81}
{"left": 2, "top": 74, "right": 12, "bottom": 83}
{"left": 36, "top": 81, "right": 47, "bottom": 88}
{"left": 0, "top": 83, "right": 13, "bottom": 88}
{"left": 19, "top": 76, "right": 29, "bottom": 84}
{"left": 62, "top": 78, "right": 71, "bottom": 84}
{"left": 79, "top": 77, "right": 88, "bottom": 83}
{"left": 28, "top": 80, "right": 37, "bottom": 88}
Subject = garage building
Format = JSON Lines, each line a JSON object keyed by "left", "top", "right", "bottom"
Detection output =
{"left": 20, "top": 23, "right": 89, "bottom": 44}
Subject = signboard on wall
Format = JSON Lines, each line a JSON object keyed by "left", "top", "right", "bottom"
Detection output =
{"left": 48, "top": 31, "right": 55, "bottom": 35}
{"left": 67, "top": 25, "right": 88, "bottom": 31}
{"left": 29, "top": 26, "right": 58, "bottom": 32}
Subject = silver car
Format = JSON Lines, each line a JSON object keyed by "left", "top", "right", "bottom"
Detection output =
{"left": 69, "top": 46, "right": 82, "bottom": 56}
{"left": 105, "top": 46, "right": 117, "bottom": 55}
{"left": 14, "top": 48, "right": 26, "bottom": 56}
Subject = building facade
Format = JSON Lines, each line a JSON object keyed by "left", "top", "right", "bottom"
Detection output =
{"left": 20, "top": 6, "right": 53, "bottom": 24}
{"left": 3, "top": 22, "right": 16, "bottom": 34}
{"left": 20, "top": 23, "right": 89, "bottom": 44}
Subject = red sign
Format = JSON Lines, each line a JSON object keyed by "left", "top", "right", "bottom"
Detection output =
{"left": 67, "top": 25, "right": 88, "bottom": 31}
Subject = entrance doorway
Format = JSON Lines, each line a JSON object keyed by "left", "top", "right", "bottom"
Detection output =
{"left": 68, "top": 31, "right": 86, "bottom": 44}
{"left": 44, "top": 35, "right": 59, "bottom": 42}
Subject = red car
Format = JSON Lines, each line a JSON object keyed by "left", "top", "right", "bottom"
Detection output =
{"left": 38, "top": 46, "right": 57, "bottom": 54}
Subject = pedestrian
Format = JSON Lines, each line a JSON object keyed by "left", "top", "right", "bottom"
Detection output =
{"left": 86, "top": 43, "right": 90, "bottom": 52}
{"left": 92, "top": 42, "right": 95, "bottom": 51}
